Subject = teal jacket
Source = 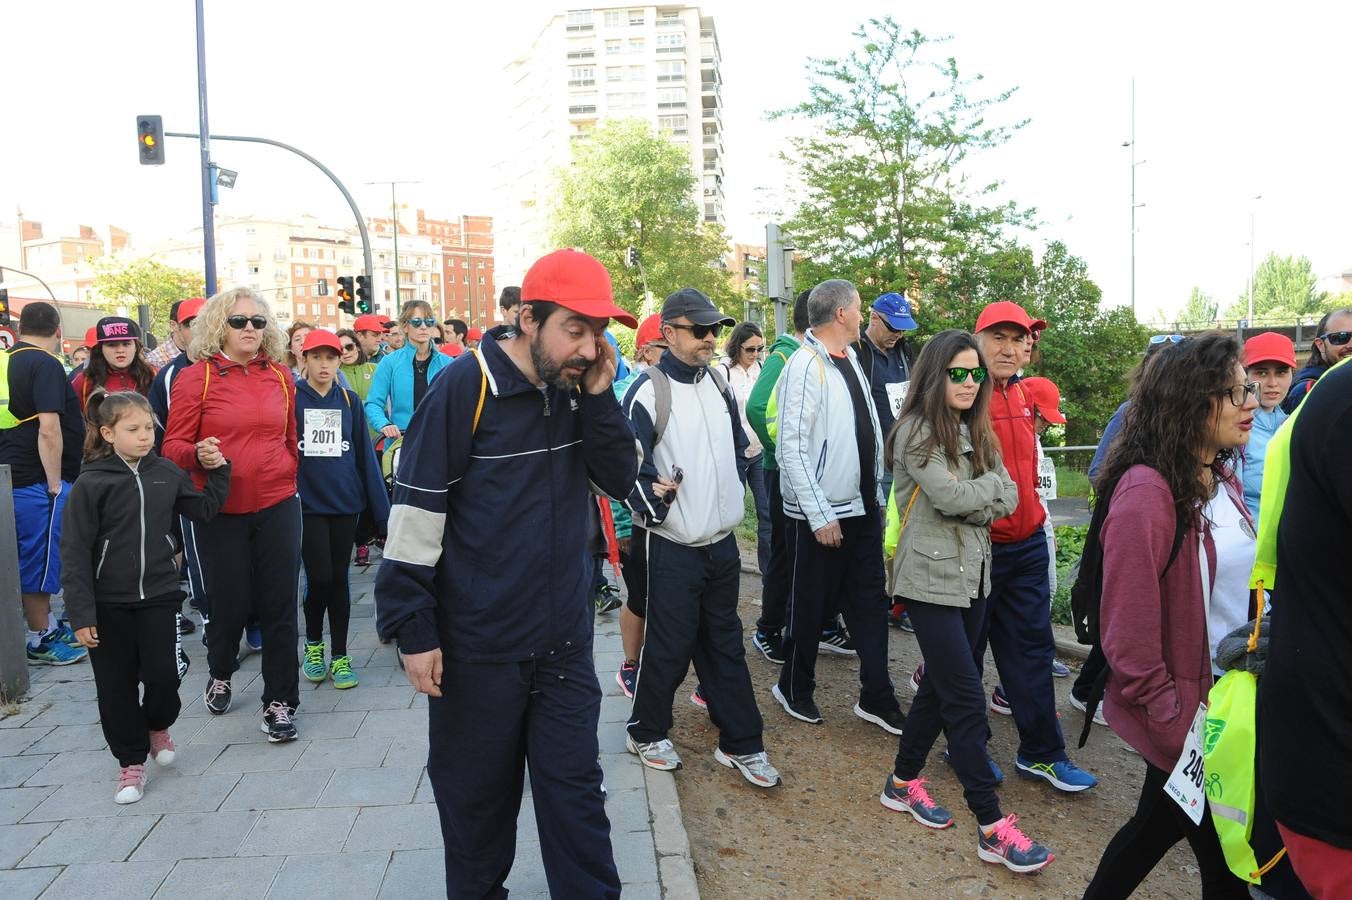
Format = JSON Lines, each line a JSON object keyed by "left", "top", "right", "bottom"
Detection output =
{"left": 363, "top": 344, "right": 454, "bottom": 433}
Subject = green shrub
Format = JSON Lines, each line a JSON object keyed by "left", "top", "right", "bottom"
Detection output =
{"left": 1050, "top": 524, "right": 1088, "bottom": 626}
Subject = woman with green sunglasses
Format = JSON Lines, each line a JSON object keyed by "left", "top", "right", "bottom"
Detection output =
{"left": 364, "top": 300, "right": 453, "bottom": 445}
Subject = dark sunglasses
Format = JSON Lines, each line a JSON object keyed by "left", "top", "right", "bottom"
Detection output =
{"left": 661, "top": 466, "right": 685, "bottom": 505}
{"left": 667, "top": 322, "right": 722, "bottom": 340}
{"left": 1149, "top": 334, "right": 1186, "bottom": 345}
{"left": 1217, "top": 381, "right": 1260, "bottom": 407}
{"left": 874, "top": 312, "right": 903, "bottom": 334}
{"left": 226, "top": 315, "right": 268, "bottom": 330}
{"left": 407, "top": 317, "right": 437, "bottom": 328}
{"left": 742, "top": 344, "right": 765, "bottom": 354}
{"left": 947, "top": 366, "right": 987, "bottom": 385}
{"left": 340, "top": 343, "right": 357, "bottom": 352}
{"left": 1318, "top": 330, "right": 1352, "bottom": 347}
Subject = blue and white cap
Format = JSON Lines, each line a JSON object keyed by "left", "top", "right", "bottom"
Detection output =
{"left": 871, "top": 293, "right": 917, "bottom": 331}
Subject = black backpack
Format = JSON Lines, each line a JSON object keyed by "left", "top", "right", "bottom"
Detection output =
{"left": 1070, "top": 477, "right": 1185, "bottom": 748}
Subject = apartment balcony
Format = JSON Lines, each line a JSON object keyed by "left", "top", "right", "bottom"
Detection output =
{"left": 568, "top": 105, "right": 598, "bottom": 116}
{"left": 656, "top": 73, "right": 684, "bottom": 82}
{"left": 701, "top": 81, "right": 720, "bottom": 98}
{"left": 656, "top": 45, "right": 685, "bottom": 54}
{"left": 656, "top": 100, "right": 687, "bottom": 110}
{"left": 568, "top": 79, "right": 596, "bottom": 88}
{"left": 657, "top": 15, "right": 684, "bottom": 28}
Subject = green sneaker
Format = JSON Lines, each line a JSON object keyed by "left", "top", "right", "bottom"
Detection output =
{"left": 302, "top": 641, "right": 327, "bottom": 683}
{"left": 330, "top": 655, "right": 358, "bottom": 690}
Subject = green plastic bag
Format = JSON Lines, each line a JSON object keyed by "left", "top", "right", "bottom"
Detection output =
{"left": 1204, "top": 668, "right": 1261, "bottom": 883}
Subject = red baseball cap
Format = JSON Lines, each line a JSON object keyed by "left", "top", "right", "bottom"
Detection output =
{"left": 1019, "top": 376, "right": 1068, "bottom": 424}
{"left": 83, "top": 327, "right": 98, "bottom": 348}
{"left": 176, "top": 297, "right": 206, "bottom": 324}
{"left": 635, "top": 314, "right": 665, "bottom": 350}
{"left": 975, "top": 301, "right": 1047, "bottom": 336}
{"left": 440, "top": 342, "right": 464, "bottom": 357}
{"left": 466, "top": 327, "right": 483, "bottom": 342}
{"left": 301, "top": 329, "right": 342, "bottom": 355}
{"left": 1243, "top": 332, "right": 1297, "bottom": 369}
{"left": 353, "top": 314, "right": 392, "bottom": 333}
{"left": 521, "top": 249, "right": 638, "bottom": 329}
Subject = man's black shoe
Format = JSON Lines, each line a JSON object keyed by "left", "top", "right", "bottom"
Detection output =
{"left": 853, "top": 702, "right": 905, "bottom": 735}
{"left": 752, "top": 629, "right": 785, "bottom": 664}
{"left": 771, "top": 683, "right": 823, "bottom": 724}
{"left": 261, "top": 701, "right": 298, "bottom": 743}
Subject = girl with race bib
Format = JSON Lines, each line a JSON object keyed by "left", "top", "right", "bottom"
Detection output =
{"left": 295, "top": 330, "right": 389, "bottom": 689}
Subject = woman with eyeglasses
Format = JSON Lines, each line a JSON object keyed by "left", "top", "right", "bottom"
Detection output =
{"left": 1084, "top": 333, "right": 1256, "bottom": 899}
{"left": 162, "top": 288, "right": 304, "bottom": 741}
{"left": 718, "top": 322, "right": 771, "bottom": 577}
{"left": 1281, "top": 307, "right": 1352, "bottom": 414}
{"left": 364, "top": 301, "right": 453, "bottom": 445}
{"left": 877, "top": 330, "right": 1049, "bottom": 871}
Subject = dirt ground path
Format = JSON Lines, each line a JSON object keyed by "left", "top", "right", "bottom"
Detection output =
{"left": 664, "top": 570, "right": 1203, "bottom": 899}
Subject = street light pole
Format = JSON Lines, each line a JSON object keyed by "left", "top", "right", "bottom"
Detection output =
{"left": 194, "top": 0, "right": 217, "bottom": 296}
{"left": 1247, "top": 194, "right": 1263, "bottom": 323}
{"left": 366, "top": 181, "right": 421, "bottom": 317}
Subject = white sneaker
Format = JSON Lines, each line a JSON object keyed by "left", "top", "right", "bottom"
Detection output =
{"left": 626, "top": 735, "right": 682, "bottom": 771}
{"left": 714, "top": 747, "right": 781, "bottom": 788}
{"left": 1069, "top": 693, "right": 1108, "bottom": 727}
{"left": 115, "top": 765, "right": 146, "bottom": 804}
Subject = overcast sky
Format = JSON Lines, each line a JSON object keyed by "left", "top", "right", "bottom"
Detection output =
{"left": 5, "top": 0, "right": 1349, "bottom": 319}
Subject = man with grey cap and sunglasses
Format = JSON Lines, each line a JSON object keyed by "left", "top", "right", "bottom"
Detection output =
{"left": 621, "top": 288, "right": 781, "bottom": 789}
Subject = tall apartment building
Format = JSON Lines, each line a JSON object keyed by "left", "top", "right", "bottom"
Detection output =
{"left": 494, "top": 4, "right": 724, "bottom": 285}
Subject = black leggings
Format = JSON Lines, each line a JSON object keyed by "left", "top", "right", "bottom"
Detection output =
{"left": 1084, "top": 762, "right": 1248, "bottom": 899}
{"left": 301, "top": 513, "right": 359, "bottom": 656}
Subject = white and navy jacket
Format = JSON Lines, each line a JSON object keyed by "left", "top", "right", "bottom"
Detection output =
{"left": 374, "top": 331, "right": 639, "bottom": 659}
{"left": 775, "top": 328, "right": 885, "bottom": 531}
{"left": 623, "top": 352, "right": 748, "bottom": 547}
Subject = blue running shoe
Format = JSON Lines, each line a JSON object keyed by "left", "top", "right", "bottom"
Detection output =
{"left": 1015, "top": 755, "right": 1098, "bottom": 793}
{"left": 245, "top": 623, "right": 263, "bottom": 652}
{"left": 27, "top": 638, "right": 87, "bottom": 666}
{"left": 978, "top": 814, "right": 1054, "bottom": 873}
{"left": 54, "top": 620, "right": 82, "bottom": 648}
{"left": 942, "top": 749, "right": 1003, "bottom": 785}
{"left": 1051, "top": 659, "right": 1071, "bottom": 678}
{"left": 880, "top": 775, "right": 954, "bottom": 829}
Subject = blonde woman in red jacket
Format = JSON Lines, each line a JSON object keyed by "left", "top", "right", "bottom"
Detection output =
{"left": 163, "top": 288, "right": 303, "bottom": 743}
{"left": 1085, "top": 333, "right": 1256, "bottom": 899}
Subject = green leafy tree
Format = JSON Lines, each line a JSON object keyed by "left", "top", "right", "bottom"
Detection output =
{"left": 550, "top": 119, "right": 737, "bottom": 318}
{"left": 1027, "top": 242, "right": 1148, "bottom": 445}
{"left": 90, "top": 258, "right": 204, "bottom": 337}
{"left": 1226, "top": 253, "right": 1328, "bottom": 320}
{"left": 775, "top": 17, "right": 1031, "bottom": 316}
{"left": 1180, "top": 286, "right": 1218, "bottom": 326}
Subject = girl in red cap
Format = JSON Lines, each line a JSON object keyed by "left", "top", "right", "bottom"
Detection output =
{"left": 71, "top": 316, "right": 157, "bottom": 409}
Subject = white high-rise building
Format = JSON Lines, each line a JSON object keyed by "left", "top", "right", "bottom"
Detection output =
{"left": 495, "top": 4, "right": 724, "bottom": 286}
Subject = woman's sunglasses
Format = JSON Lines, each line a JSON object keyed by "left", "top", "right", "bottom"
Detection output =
{"left": 742, "top": 344, "right": 765, "bottom": 355}
{"left": 667, "top": 322, "right": 722, "bottom": 340}
{"left": 226, "top": 315, "right": 268, "bottom": 330}
{"left": 340, "top": 343, "right": 357, "bottom": 352}
{"left": 947, "top": 366, "right": 987, "bottom": 385}
{"left": 1318, "top": 330, "right": 1352, "bottom": 347}
{"left": 407, "top": 317, "right": 437, "bottom": 328}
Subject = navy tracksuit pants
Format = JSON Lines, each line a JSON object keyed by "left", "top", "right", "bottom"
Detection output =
{"left": 426, "top": 643, "right": 619, "bottom": 899}
{"left": 979, "top": 531, "right": 1067, "bottom": 763}
{"left": 778, "top": 512, "right": 899, "bottom": 714}
{"left": 627, "top": 533, "right": 764, "bottom": 755}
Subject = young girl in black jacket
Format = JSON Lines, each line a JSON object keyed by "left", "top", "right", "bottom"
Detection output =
{"left": 60, "top": 391, "right": 231, "bottom": 804}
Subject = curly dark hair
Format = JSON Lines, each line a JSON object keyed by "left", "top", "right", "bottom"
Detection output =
{"left": 884, "top": 329, "right": 1001, "bottom": 477}
{"left": 1096, "top": 332, "right": 1243, "bottom": 532}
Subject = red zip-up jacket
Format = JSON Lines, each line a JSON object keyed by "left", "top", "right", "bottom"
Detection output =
{"left": 162, "top": 353, "right": 298, "bottom": 515}
{"left": 71, "top": 367, "right": 152, "bottom": 410}
{"left": 989, "top": 378, "right": 1044, "bottom": 543}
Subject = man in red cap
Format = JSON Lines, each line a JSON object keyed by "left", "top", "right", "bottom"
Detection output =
{"left": 376, "top": 249, "right": 637, "bottom": 898}
{"left": 351, "top": 313, "right": 393, "bottom": 362}
{"left": 1241, "top": 331, "right": 1296, "bottom": 519}
{"left": 145, "top": 298, "right": 202, "bottom": 368}
{"left": 973, "top": 301, "right": 1098, "bottom": 793}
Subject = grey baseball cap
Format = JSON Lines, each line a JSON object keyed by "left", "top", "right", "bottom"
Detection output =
{"left": 660, "top": 288, "right": 735, "bottom": 327}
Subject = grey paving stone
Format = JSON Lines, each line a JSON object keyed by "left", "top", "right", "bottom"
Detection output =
{"left": 0, "top": 754, "right": 53, "bottom": 788}
{"left": 598, "top": 695, "right": 633, "bottom": 723}
{"left": 352, "top": 707, "right": 424, "bottom": 739}
{"left": 611, "top": 828, "right": 658, "bottom": 886}
{"left": 344, "top": 803, "right": 442, "bottom": 852}
{"left": 364, "top": 645, "right": 400, "bottom": 668}
{"left": 620, "top": 880, "right": 662, "bottom": 899}
{"left": 23, "top": 750, "right": 116, "bottom": 786}
{"left": 331, "top": 686, "right": 415, "bottom": 712}
{"left": 0, "top": 705, "right": 47, "bottom": 730}
{"left": 187, "top": 714, "right": 275, "bottom": 745}
{"left": 289, "top": 710, "right": 367, "bottom": 740}
{"left": 376, "top": 849, "right": 443, "bottom": 899}
{"left": 293, "top": 737, "right": 392, "bottom": 770}
{"left": 31, "top": 680, "right": 99, "bottom": 702}
{"left": 23, "top": 700, "right": 102, "bottom": 728}
{"left": 598, "top": 724, "right": 629, "bottom": 755}
{"left": 502, "top": 856, "right": 548, "bottom": 895}
{"left": 20, "top": 724, "right": 106, "bottom": 755}
{"left": 317, "top": 766, "right": 421, "bottom": 807}
{"left": 411, "top": 770, "right": 434, "bottom": 805}
{"left": 21, "top": 781, "right": 122, "bottom": 822}
{"left": 152, "top": 856, "right": 282, "bottom": 899}
{"left": 116, "top": 772, "right": 241, "bottom": 817}
{"left": 605, "top": 788, "right": 652, "bottom": 834}
{"left": 238, "top": 807, "right": 359, "bottom": 856}
{"left": 203, "top": 739, "right": 310, "bottom": 775}
{"left": 409, "top": 693, "right": 427, "bottom": 710}
{"left": 220, "top": 769, "right": 333, "bottom": 811}
{"left": 599, "top": 752, "right": 645, "bottom": 793}
{"left": 0, "top": 726, "right": 51, "bottom": 756}
{"left": 130, "top": 810, "right": 260, "bottom": 861}
{"left": 265, "top": 851, "right": 390, "bottom": 899}
{"left": 0, "top": 786, "right": 54, "bottom": 825}
{"left": 0, "top": 866, "right": 60, "bottom": 900}
{"left": 21, "top": 814, "right": 160, "bottom": 866}
{"left": 137, "top": 741, "right": 226, "bottom": 777}
{"left": 0, "top": 821, "right": 56, "bottom": 867}
{"left": 39, "top": 860, "right": 174, "bottom": 899}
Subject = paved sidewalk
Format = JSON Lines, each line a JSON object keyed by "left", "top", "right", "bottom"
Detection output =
{"left": 0, "top": 563, "right": 668, "bottom": 898}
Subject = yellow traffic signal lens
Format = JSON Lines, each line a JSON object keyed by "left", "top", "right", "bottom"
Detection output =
{"left": 141, "top": 135, "right": 156, "bottom": 148}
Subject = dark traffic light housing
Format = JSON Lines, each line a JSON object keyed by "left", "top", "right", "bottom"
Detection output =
{"left": 137, "top": 115, "right": 165, "bottom": 165}
{"left": 337, "top": 276, "right": 355, "bottom": 317}
{"left": 355, "top": 275, "right": 372, "bottom": 314}
{"left": 626, "top": 246, "right": 639, "bottom": 268}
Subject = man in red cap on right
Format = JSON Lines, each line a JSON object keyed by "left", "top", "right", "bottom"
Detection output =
{"left": 376, "top": 249, "right": 638, "bottom": 898}
{"left": 973, "top": 302, "right": 1098, "bottom": 794}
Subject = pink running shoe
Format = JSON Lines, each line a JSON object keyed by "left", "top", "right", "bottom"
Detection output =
{"left": 149, "top": 729, "right": 176, "bottom": 766}
{"left": 115, "top": 764, "right": 146, "bottom": 804}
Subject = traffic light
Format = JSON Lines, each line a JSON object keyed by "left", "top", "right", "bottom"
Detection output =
{"left": 137, "top": 115, "right": 165, "bottom": 165}
{"left": 625, "top": 246, "right": 639, "bottom": 268}
{"left": 0, "top": 288, "right": 9, "bottom": 324}
{"left": 336, "top": 276, "right": 355, "bottom": 317}
{"left": 355, "top": 275, "right": 372, "bottom": 314}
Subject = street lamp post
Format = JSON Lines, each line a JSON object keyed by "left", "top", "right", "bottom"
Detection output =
{"left": 367, "top": 181, "right": 421, "bottom": 317}
{"left": 1121, "top": 79, "right": 1147, "bottom": 318}
{"left": 1247, "top": 194, "right": 1263, "bottom": 323}
{"left": 194, "top": 0, "right": 217, "bottom": 296}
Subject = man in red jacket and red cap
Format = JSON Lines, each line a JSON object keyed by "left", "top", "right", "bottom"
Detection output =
{"left": 974, "top": 301, "right": 1099, "bottom": 793}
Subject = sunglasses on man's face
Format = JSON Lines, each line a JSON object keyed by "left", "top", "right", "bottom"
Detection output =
{"left": 226, "top": 315, "right": 268, "bottom": 330}
{"left": 947, "top": 366, "right": 987, "bottom": 385}
{"left": 667, "top": 322, "right": 722, "bottom": 340}
{"left": 407, "top": 317, "right": 437, "bottom": 328}
{"left": 1318, "top": 330, "right": 1352, "bottom": 347}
